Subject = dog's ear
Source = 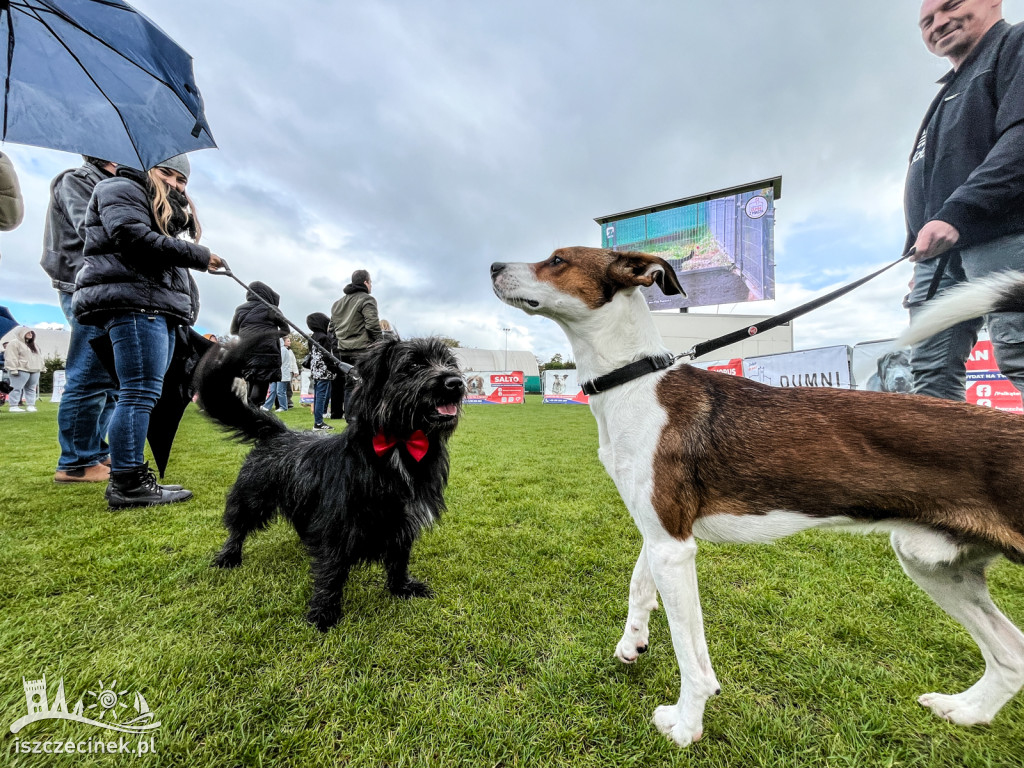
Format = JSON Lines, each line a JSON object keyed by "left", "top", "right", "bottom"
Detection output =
{"left": 354, "top": 336, "right": 398, "bottom": 389}
{"left": 608, "top": 251, "right": 686, "bottom": 297}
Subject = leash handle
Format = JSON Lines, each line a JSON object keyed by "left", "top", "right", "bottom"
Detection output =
{"left": 685, "top": 248, "right": 916, "bottom": 361}
{"left": 210, "top": 260, "right": 353, "bottom": 375}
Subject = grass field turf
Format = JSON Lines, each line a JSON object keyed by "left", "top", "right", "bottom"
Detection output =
{"left": 1, "top": 396, "right": 1023, "bottom": 766}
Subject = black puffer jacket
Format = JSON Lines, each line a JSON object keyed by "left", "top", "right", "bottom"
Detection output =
{"left": 230, "top": 281, "right": 289, "bottom": 379}
{"left": 72, "top": 167, "right": 211, "bottom": 327}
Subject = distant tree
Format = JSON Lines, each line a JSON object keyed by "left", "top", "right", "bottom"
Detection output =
{"left": 438, "top": 337, "right": 461, "bottom": 348}
{"left": 540, "top": 353, "right": 576, "bottom": 372}
{"left": 289, "top": 333, "right": 309, "bottom": 363}
{"left": 39, "top": 355, "right": 65, "bottom": 393}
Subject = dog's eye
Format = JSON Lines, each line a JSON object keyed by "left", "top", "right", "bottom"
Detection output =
{"left": 550, "top": 256, "right": 565, "bottom": 266}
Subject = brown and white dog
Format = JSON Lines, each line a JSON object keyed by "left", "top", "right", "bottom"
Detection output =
{"left": 491, "top": 247, "right": 1024, "bottom": 747}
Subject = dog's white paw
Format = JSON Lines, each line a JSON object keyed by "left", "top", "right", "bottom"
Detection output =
{"left": 918, "top": 692, "right": 994, "bottom": 726}
{"left": 652, "top": 705, "right": 703, "bottom": 747}
{"left": 614, "top": 624, "right": 650, "bottom": 664}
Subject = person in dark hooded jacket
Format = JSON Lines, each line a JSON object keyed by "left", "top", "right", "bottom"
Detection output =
{"left": 230, "top": 281, "right": 290, "bottom": 406}
{"left": 72, "top": 154, "right": 223, "bottom": 510}
{"left": 306, "top": 312, "right": 342, "bottom": 430}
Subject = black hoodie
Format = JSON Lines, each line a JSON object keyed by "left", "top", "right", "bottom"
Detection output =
{"left": 230, "top": 280, "right": 289, "bottom": 378}
{"left": 306, "top": 312, "right": 343, "bottom": 377}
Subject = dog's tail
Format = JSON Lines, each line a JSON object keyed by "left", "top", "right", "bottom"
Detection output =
{"left": 195, "top": 333, "right": 288, "bottom": 444}
{"left": 895, "top": 270, "right": 1024, "bottom": 349}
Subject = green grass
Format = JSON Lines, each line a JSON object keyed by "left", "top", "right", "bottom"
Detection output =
{"left": 2, "top": 397, "right": 1023, "bottom": 766}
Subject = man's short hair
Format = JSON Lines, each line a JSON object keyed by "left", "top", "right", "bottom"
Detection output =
{"left": 352, "top": 269, "right": 371, "bottom": 286}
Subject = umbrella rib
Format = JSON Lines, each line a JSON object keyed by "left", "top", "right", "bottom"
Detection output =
{"left": 19, "top": 0, "right": 206, "bottom": 127}
{"left": 32, "top": 0, "right": 197, "bottom": 96}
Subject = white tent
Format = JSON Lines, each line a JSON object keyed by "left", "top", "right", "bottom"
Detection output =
{"left": 454, "top": 348, "right": 539, "bottom": 376}
{"left": 0, "top": 327, "right": 71, "bottom": 362}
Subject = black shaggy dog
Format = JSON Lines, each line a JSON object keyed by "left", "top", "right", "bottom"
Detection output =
{"left": 195, "top": 332, "right": 465, "bottom": 631}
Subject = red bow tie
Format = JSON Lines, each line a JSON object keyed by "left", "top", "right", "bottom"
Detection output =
{"left": 372, "top": 429, "right": 430, "bottom": 462}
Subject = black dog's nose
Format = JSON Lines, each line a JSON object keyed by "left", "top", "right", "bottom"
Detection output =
{"left": 445, "top": 375, "right": 465, "bottom": 393}
{"left": 490, "top": 262, "right": 506, "bottom": 278}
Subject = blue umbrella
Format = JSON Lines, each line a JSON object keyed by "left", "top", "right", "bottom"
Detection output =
{"left": 1, "top": 0, "right": 215, "bottom": 169}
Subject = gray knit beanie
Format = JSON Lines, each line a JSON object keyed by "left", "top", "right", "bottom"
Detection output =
{"left": 155, "top": 154, "right": 190, "bottom": 180}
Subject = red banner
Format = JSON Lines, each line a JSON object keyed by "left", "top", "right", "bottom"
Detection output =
{"left": 463, "top": 371, "right": 525, "bottom": 404}
{"left": 707, "top": 359, "right": 743, "bottom": 377}
{"left": 965, "top": 341, "right": 1022, "bottom": 413}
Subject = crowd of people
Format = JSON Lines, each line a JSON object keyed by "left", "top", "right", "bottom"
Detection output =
{"left": 4, "top": 128, "right": 392, "bottom": 509}
{"left": 1, "top": 0, "right": 1024, "bottom": 511}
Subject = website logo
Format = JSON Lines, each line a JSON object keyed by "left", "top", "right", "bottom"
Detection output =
{"left": 9, "top": 674, "right": 160, "bottom": 735}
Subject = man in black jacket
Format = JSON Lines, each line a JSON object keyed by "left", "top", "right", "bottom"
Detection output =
{"left": 41, "top": 157, "right": 119, "bottom": 483}
{"left": 904, "top": 0, "right": 1024, "bottom": 400}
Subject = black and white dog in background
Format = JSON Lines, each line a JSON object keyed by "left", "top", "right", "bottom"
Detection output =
{"left": 196, "top": 333, "right": 465, "bottom": 631}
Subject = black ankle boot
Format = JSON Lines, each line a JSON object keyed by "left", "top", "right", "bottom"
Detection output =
{"left": 106, "top": 463, "right": 193, "bottom": 509}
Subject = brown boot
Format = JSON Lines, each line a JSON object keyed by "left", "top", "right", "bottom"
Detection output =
{"left": 54, "top": 463, "right": 112, "bottom": 483}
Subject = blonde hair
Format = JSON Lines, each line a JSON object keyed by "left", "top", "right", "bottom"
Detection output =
{"left": 147, "top": 169, "right": 202, "bottom": 241}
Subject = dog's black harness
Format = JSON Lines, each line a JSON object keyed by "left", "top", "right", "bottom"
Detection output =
{"left": 579, "top": 249, "right": 916, "bottom": 396}
{"left": 580, "top": 354, "right": 676, "bottom": 395}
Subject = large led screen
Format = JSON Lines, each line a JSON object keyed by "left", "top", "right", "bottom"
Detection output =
{"left": 596, "top": 177, "right": 779, "bottom": 310}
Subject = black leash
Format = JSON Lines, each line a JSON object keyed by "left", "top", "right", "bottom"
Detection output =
{"left": 210, "top": 262, "right": 353, "bottom": 374}
{"left": 580, "top": 248, "right": 916, "bottom": 396}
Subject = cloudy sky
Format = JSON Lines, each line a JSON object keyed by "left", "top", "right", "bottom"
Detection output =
{"left": 3, "top": 0, "right": 1021, "bottom": 363}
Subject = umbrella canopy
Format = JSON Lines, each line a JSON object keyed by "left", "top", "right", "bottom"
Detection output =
{"left": 1, "top": 0, "right": 215, "bottom": 169}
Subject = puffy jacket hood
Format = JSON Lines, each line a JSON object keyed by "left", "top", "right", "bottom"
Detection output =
{"left": 247, "top": 281, "right": 280, "bottom": 305}
{"left": 14, "top": 326, "right": 35, "bottom": 344}
{"left": 306, "top": 312, "right": 330, "bottom": 334}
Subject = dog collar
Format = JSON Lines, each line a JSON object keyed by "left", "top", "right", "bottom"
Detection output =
{"left": 580, "top": 353, "right": 677, "bottom": 396}
{"left": 373, "top": 430, "right": 429, "bottom": 462}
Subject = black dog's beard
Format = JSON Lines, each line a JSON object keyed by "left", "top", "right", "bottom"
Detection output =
{"left": 204, "top": 334, "right": 466, "bottom": 631}
{"left": 348, "top": 337, "right": 465, "bottom": 439}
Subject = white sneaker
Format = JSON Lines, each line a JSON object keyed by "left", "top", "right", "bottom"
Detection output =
{"left": 9, "top": 406, "right": 25, "bottom": 412}
{"left": 26, "top": 406, "right": 37, "bottom": 412}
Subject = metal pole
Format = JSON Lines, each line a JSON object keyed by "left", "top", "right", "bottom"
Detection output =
{"left": 211, "top": 263, "right": 352, "bottom": 374}
{"left": 502, "top": 327, "right": 510, "bottom": 370}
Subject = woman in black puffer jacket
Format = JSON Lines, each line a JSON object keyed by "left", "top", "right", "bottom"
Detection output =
{"left": 73, "top": 155, "right": 223, "bottom": 510}
{"left": 229, "top": 281, "right": 290, "bottom": 406}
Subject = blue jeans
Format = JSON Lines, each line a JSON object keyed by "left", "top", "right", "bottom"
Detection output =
{"left": 57, "top": 291, "right": 117, "bottom": 470}
{"left": 313, "top": 378, "right": 331, "bottom": 425}
{"left": 105, "top": 313, "right": 175, "bottom": 472}
{"left": 263, "top": 381, "right": 289, "bottom": 410}
{"left": 909, "top": 232, "right": 1024, "bottom": 400}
